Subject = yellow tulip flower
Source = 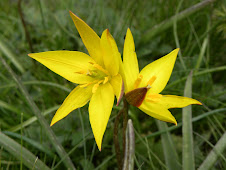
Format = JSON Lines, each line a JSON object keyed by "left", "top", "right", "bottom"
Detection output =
{"left": 28, "top": 11, "right": 123, "bottom": 151}
{"left": 122, "top": 28, "right": 202, "bottom": 125}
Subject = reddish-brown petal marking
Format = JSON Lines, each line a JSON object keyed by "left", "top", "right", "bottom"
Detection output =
{"left": 125, "top": 87, "right": 148, "bottom": 107}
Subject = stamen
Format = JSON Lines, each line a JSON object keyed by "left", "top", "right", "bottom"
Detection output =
{"left": 89, "top": 62, "right": 109, "bottom": 75}
{"left": 86, "top": 69, "right": 92, "bottom": 75}
{"left": 92, "top": 80, "right": 103, "bottom": 93}
{"left": 75, "top": 70, "right": 86, "bottom": 74}
{"left": 147, "top": 76, "right": 157, "bottom": 86}
{"left": 146, "top": 94, "right": 162, "bottom": 103}
{"left": 134, "top": 74, "right": 143, "bottom": 89}
{"left": 80, "top": 82, "right": 93, "bottom": 88}
{"left": 103, "top": 76, "right": 109, "bottom": 84}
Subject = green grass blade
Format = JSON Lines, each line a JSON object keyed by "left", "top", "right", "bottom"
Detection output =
{"left": 195, "top": 37, "right": 208, "bottom": 72}
{"left": 123, "top": 119, "right": 135, "bottom": 170}
{"left": 3, "top": 131, "right": 54, "bottom": 156}
{"left": 156, "top": 120, "right": 181, "bottom": 170}
{"left": 0, "top": 132, "right": 50, "bottom": 170}
{"left": 8, "top": 105, "right": 60, "bottom": 132}
{"left": 198, "top": 132, "right": 226, "bottom": 170}
{"left": 139, "top": 0, "right": 216, "bottom": 45}
{"left": 0, "top": 56, "right": 76, "bottom": 170}
{"left": 0, "top": 41, "right": 25, "bottom": 73}
{"left": 0, "top": 80, "right": 71, "bottom": 92}
{"left": 165, "top": 66, "right": 226, "bottom": 89}
{"left": 173, "top": 0, "right": 186, "bottom": 70}
{"left": 143, "top": 108, "right": 226, "bottom": 140}
{"left": 182, "top": 71, "right": 195, "bottom": 170}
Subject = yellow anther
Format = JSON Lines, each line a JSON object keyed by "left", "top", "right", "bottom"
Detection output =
{"left": 75, "top": 70, "right": 86, "bottom": 74}
{"left": 147, "top": 94, "right": 162, "bottom": 103}
{"left": 134, "top": 74, "right": 143, "bottom": 89}
{"left": 89, "top": 62, "right": 109, "bottom": 75}
{"left": 147, "top": 76, "right": 157, "bottom": 86}
{"left": 92, "top": 80, "right": 103, "bottom": 93}
{"left": 80, "top": 82, "right": 93, "bottom": 88}
{"left": 103, "top": 77, "right": 109, "bottom": 84}
{"left": 86, "top": 69, "right": 92, "bottom": 75}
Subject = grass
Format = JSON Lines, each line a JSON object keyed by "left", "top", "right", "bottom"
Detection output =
{"left": 0, "top": 0, "right": 225, "bottom": 169}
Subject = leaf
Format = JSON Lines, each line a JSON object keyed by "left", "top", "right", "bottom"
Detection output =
{"left": 0, "top": 132, "right": 50, "bottom": 170}
{"left": 156, "top": 120, "right": 181, "bottom": 170}
{"left": 182, "top": 71, "right": 195, "bottom": 170}
{"left": 198, "top": 132, "right": 226, "bottom": 170}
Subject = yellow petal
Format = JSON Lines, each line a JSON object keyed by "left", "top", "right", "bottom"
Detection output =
{"left": 110, "top": 74, "right": 124, "bottom": 105}
{"left": 100, "top": 29, "right": 120, "bottom": 76}
{"left": 139, "top": 49, "right": 179, "bottom": 94}
{"left": 123, "top": 28, "right": 139, "bottom": 92}
{"left": 69, "top": 11, "right": 103, "bottom": 66}
{"left": 50, "top": 85, "right": 93, "bottom": 126}
{"left": 89, "top": 82, "right": 114, "bottom": 151}
{"left": 139, "top": 100, "right": 177, "bottom": 125}
{"left": 158, "top": 95, "right": 202, "bottom": 109}
{"left": 28, "top": 51, "right": 95, "bottom": 84}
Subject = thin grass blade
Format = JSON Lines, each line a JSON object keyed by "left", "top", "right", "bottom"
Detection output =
{"left": 156, "top": 120, "right": 181, "bottom": 170}
{"left": 0, "top": 132, "right": 50, "bottom": 170}
{"left": 0, "top": 56, "right": 76, "bottom": 170}
{"left": 0, "top": 41, "right": 25, "bottom": 73}
{"left": 182, "top": 71, "right": 195, "bottom": 170}
{"left": 123, "top": 119, "right": 135, "bottom": 170}
{"left": 139, "top": 0, "right": 216, "bottom": 45}
{"left": 198, "top": 132, "right": 226, "bottom": 170}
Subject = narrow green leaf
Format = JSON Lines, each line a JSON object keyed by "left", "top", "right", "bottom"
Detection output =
{"left": 198, "top": 132, "right": 226, "bottom": 170}
{"left": 3, "top": 131, "right": 54, "bottom": 156}
{"left": 195, "top": 37, "right": 208, "bottom": 72}
{"left": 182, "top": 71, "right": 195, "bottom": 170}
{"left": 139, "top": 0, "right": 216, "bottom": 45}
{"left": 0, "top": 56, "right": 76, "bottom": 170}
{"left": 165, "top": 66, "right": 226, "bottom": 89}
{"left": 0, "top": 41, "right": 25, "bottom": 73}
{"left": 123, "top": 119, "right": 135, "bottom": 170}
{"left": 143, "top": 108, "right": 226, "bottom": 140}
{"left": 156, "top": 120, "right": 181, "bottom": 170}
{"left": 9, "top": 105, "right": 59, "bottom": 132}
{"left": 0, "top": 132, "right": 50, "bottom": 170}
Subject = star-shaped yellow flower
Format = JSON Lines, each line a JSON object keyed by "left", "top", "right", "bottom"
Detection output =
{"left": 28, "top": 11, "right": 123, "bottom": 151}
{"left": 122, "top": 28, "right": 202, "bottom": 125}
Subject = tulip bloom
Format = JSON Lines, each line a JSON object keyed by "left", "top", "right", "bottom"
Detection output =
{"left": 122, "top": 29, "right": 202, "bottom": 125}
{"left": 28, "top": 11, "right": 123, "bottom": 150}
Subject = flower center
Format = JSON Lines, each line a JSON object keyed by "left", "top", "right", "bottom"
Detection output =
{"left": 78, "top": 62, "right": 111, "bottom": 93}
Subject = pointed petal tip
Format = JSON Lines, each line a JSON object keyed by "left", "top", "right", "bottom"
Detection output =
{"left": 174, "top": 48, "right": 180, "bottom": 54}
{"left": 96, "top": 140, "right": 102, "bottom": 151}
{"left": 50, "top": 120, "right": 56, "bottom": 127}
{"left": 127, "top": 28, "right": 131, "bottom": 33}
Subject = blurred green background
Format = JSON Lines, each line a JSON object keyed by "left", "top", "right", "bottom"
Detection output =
{"left": 0, "top": 0, "right": 225, "bottom": 169}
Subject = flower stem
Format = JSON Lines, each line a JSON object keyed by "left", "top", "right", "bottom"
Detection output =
{"left": 114, "top": 97, "right": 129, "bottom": 170}
{"left": 114, "top": 107, "right": 123, "bottom": 170}
{"left": 123, "top": 97, "right": 128, "bottom": 156}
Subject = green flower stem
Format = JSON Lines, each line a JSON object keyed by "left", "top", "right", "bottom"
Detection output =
{"left": 113, "top": 106, "right": 124, "bottom": 170}
{"left": 123, "top": 97, "right": 129, "bottom": 156}
{"left": 0, "top": 56, "right": 76, "bottom": 170}
{"left": 114, "top": 97, "right": 129, "bottom": 170}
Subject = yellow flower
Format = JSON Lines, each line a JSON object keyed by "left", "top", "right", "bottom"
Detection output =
{"left": 122, "top": 28, "right": 202, "bottom": 125}
{"left": 28, "top": 11, "right": 123, "bottom": 151}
